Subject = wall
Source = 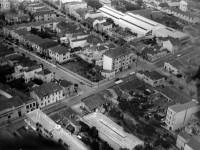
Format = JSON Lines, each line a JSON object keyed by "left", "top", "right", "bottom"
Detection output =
{"left": 103, "top": 55, "right": 113, "bottom": 71}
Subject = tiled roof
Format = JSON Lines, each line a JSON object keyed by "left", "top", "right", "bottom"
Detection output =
{"left": 28, "top": 3, "right": 45, "bottom": 8}
{"left": 169, "top": 101, "right": 198, "bottom": 113}
{"left": 33, "top": 10, "right": 56, "bottom": 17}
{"left": 104, "top": 45, "right": 133, "bottom": 58}
{"left": 0, "top": 95, "right": 23, "bottom": 112}
{"left": 187, "top": 137, "right": 200, "bottom": 150}
{"left": 50, "top": 45, "right": 70, "bottom": 55}
{"left": 82, "top": 93, "right": 110, "bottom": 111}
{"left": 166, "top": 59, "right": 185, "bottom": 71}
{"left": 32, "top": 82, "right": 62, "bottom": 99}
{"left": 112, "top": 87, "right": 123, "bottom": 97}
{"left": 86, "top": 35, "right": 103, "bottom": 45}
{"left": 38, "top": 41, "right": 59, "bottom": 49}
{"left": 139, "top": 70, "right": 165, "bottom": 80}
{"left": 159, "top": 36, "right": 180, "bottom": 46}
{"left": 36, "top": 69, "right": 52, "bottom": 75}
{"left": 156, "top": 86, "right": 190, "bottom": 103}
{"left": 119, "top": 77, "right": 144, "bottom": 93}
{"left": 15, "top": 29, "right": 29, "bottom": 36}
{"left": 35, "top": 6, "right": 50, "bottom": 12}
{"left": 179, "top": 132, "right": 192, "bottom": 140}
{"left": 59, "top": 79, "right": 73, "bottom": 87}
{"left": 168, "top": 7, "right": 198, "bottom": 18}
{"left": 26, "top": 64, "right": 41, "bottom": 72}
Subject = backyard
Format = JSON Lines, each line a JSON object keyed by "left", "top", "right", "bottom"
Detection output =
{"left": 62, "top": 57, "right": 104, "bottom": 82}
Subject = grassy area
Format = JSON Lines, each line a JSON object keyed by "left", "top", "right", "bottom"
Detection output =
{"left": 62, "top": 58, "right": 104, "bottom": 82}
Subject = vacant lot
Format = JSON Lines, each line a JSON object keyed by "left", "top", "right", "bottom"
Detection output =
{"left": 62, "top": 58, "right": 104, "bottom": 82}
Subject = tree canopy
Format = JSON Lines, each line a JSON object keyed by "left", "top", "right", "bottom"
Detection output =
{"left": 87, "top": 0, "right": 103, "bottom": 10}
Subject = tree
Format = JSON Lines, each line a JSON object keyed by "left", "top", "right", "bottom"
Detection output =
{"left": 89, "top": 127, "right": 98, "bottom": 138}
{"left": 189, "top": 90, "right": 195, "bottom": 97}
{"left": 168, "top": 80, "right": 174, "bottom": 85}
{"left": 106, "top": 18, "right": 114, "bottom": 24}
{"left": 179, "top": 85, "right": 184, "bottom": 91}
{"left": 87, "top": 0, "right": 103, "bottom": 10}
{"left": 159, "top": 2, "right": 169, "bottom": 8}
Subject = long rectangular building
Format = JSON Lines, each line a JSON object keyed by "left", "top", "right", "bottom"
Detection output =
{"left": 82, "top": 112, "right": 144, "bottom": 150}
{"left": 25, "top": 109, "right": 88, "bottom": 150}
{"left": 98, "top": 6, "right": 189, "bottom": 43}
{"left": 98, "top": 5, "right": 165, "bottom": 36}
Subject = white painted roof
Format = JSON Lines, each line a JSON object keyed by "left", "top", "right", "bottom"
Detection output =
{"left": 83, "top": 112, "right": 144, "bottom": 150}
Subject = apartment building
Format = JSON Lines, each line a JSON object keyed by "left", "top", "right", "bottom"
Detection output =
{"left": 49, "top": 45, "right": 70, "bottom": 64}
{"left": 103, "top": 45, "right": 134, "bottom": 73}
{"left": 0, "top": 0, "right": 10, "bottom": 11}
{"left": 30, "top": 82, "right": 64, "bottom": 108}
{"left": 165, "top": 101, "right": 200, "bottom": 131}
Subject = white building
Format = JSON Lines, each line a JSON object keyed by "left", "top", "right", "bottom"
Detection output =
{"left": 176, "top": 132, "right": 200, "bottom": 150}
{"left": 98, "top": 5, "right": 165, "bottom": 37}
{"left": 83, "top": 112, "right": 144, "bottom": 150}
{"left": 0, "top": 0, "right": 10, "bottom": 11}
{"left": 49, "top": 45, "right": 70, "bottom": 64}
{"left": 179, "top": 0, "right": 188, "bottom": 12}
{"left": 24, "top": 65, "right": 43, "bottom": 83}
{"left": 25, "top": 109, "right": 88, "bottom": 150}
{"left": 30, "top": 82, "right": 64, "bottom": 108}
{"left": 165, "top": 101, "right": 200, "bottom": 131}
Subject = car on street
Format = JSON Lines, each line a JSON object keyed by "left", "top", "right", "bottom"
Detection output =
{"left": 129, "top": 72, "right": 135, "bottom": 75}
{"left": 177, "top": 54, "right": 181, "bottom": 57}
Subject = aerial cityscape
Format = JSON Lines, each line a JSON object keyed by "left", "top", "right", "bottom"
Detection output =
{"left": 0, "top": 0, "right": 200, "bottom": 150}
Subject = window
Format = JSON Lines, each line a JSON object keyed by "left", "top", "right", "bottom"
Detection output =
{"left": 26, "top": 105, "right": 29, "bottom": 109}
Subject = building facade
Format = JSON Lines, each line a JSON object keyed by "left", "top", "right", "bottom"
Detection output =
{"left": 30, "top": 82, "right": 64, "bottom": 108}
{"left": 165, "top": 101, "right": 200, "bottom": 131}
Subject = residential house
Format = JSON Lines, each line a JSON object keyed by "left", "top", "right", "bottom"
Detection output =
{"left": 70, "top": 34, "right": 103, "bottom": 48}
{"left": 164, "top": 60, "right": 185, "bottom": 76}
{"left": 0, "top": 0, "right": 10, "bottom": 11}
{"left": 30, "top": 82, "right": 64, "bottom": 108}
{"left": 35, "top": 69, "right": 54, "bottom": 83}
{"left": 64, "top": 1, "right": 87, "bottom": 15}
{"left": 38, "top": 41, "right": 60, "bottom": 57}
{"left": 84, "top": 11, "right": 103, "bottom": 20}
{"left": 32, "top": 10, "right": 56, "bottom": 21}
{"left": 176, "top": 132, "right": 200, "bottom": 150}
{"left": 26, "top": 3, "right": 45, "bottom": 12}
{"left": 49, "top": 45, "right": 70, "bottom": 64}
{"left": 99, "top": 0, "right": 111, "bottom": 7}
{"left": 158, "top": 37, "right": 180, "bottom": 54}
{"left": 81, "top": 93, "right": 111, "bottom": 113}
{"left": 30, "top": 6, "right": 50, "bottom": 14}
{"left": 102, "top": 45, "right": 134, "bottom": 73}
{"left": 96, "top": 21, "right": 112, "bottom": 33}
{"left": 165, "top": 101, "right": 200, "bottom": 131}
{"left": 0, "top": 84, "right": 37, "bottom": 124}
{"left": 59, "top": 79, "right": 74, "bottom": 97}
{"left": 5, "top": 13, "right": 30, "bottom": 24}
{"left": 86, "top": 17, "right": 106, "bottom": 28}
{"left": 136, "top": 70, "right": 166, "bottom": 87}
{"left": 24, "top": 65, "right": 43, "bottom": 83}
{"left": 73, "top": 7, "right": 93, "bottom": 22}
{"left": 79, "top": 44, "right": 108, "bottom": 66}
{"left": 167, "top": 0, "right": 180, "bottom": 7}
{"left": 165, "top": 7, "right": 200, "bottom": 23}
{"left": 141, "top": 45, "right": 170, "bottom": 62}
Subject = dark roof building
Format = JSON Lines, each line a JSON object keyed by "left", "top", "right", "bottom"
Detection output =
{"left": 32, "top": 82, "right": 62, "bottom": 99}
{"left": 104, "top": 45, "right": 133, "bottom": 59}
